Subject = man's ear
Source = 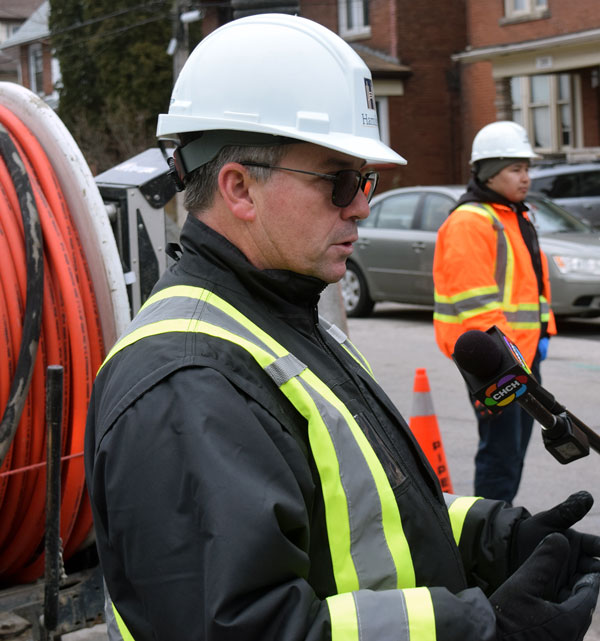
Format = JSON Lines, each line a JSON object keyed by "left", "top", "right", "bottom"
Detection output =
{"left": 218, "top": 163, "right": 256, "bottom": 221}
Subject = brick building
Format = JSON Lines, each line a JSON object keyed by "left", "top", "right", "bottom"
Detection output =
{"left": 455, "top": 0, "right": 600, "bottom": 179}
{"left": 3, "top": 0, "right": 599, "bottom": 187}
{"left": 203, "top": 0, "right": 600, "bottom": 186}
{"left": 0, "top": 0, "right": 44, "bottom": 82}
{"left": 0, "top": 1, "right": 58, "bottom": 108}
{"left": 204, "top": 0, "right": 468, "bottom": 191}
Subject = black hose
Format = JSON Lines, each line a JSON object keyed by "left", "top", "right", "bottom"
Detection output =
{"left": 0, "top": 124, "right": 44, "bottom": 466}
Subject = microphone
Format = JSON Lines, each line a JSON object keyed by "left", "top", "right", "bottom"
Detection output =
{"left": 452, "top": 326, "right": 600, "bottom": 464}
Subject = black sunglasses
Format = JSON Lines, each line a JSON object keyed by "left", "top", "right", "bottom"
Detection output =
{"left": 240, "top": 162, "right": 379, "bottom": 208}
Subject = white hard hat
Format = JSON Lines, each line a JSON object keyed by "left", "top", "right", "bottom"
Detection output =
{"left": 156, "top": 13, "right": 406, "bottom": 170}
{"left": 470, "top": 121, "right": 540, "bottom": 164}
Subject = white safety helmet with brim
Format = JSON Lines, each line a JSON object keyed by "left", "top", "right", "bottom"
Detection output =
{"left": 470, "top": 121, "right": 541, "bottom": 164}
{"left": 156, "top": 13, "right": 406, "bottom": 187}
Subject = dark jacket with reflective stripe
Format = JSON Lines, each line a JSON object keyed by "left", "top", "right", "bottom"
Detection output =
{"left": 85, "top": 215, "right": 527, "bottom": 641}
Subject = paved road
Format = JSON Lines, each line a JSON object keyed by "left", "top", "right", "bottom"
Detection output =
{"left": 67, "top": 303, "right": 600, "bottom": 640}
{"left": 347, "top": 303, "right": 600, "bottom": 640}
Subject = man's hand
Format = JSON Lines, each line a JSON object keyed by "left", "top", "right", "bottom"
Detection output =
{"left": 511, "top": 491, "right": 600, "bottom": 580}
{"left": 492, "top": 533, "right": 600, "bottom": 641}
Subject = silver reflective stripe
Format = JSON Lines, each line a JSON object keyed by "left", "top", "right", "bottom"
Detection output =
{"left": 319, "top": 316, "right": 374, "bottom": 377}
{"left": 455, "top": 204, "right": 508, "bottom": 299}
{"left": 125, "top": 294, "right": 204, "bottom": 334}
{"left": 320, "top": 316, "right": 348, "bottom": 344}
{"left": 104, "top": 584, "right": 125, "bottom": 641}
{"left": 264, "top": 354, "right": 307, "bottom": 386}
{"left": 295, "top": 375, "right": 398, "bottom": 590}
{"left": 353, "top": 589, "right": 410, "bottom": 640}
{"left": 444, "top": 493, "right": 460, "bottom": 509}
{"left": 410, "top": 391, "right": 434, "bottom": 417}
{"left": 434, "top": 291, "right": 499, "bottom": 317}
{"left": 123, "top": 291, "right": 278, "bottom": 358}
{"left": 112, "top": 287, "right": 404, "bottom": 592}
{"left": 505, "top": 309, "right": 541, "bottom": 324}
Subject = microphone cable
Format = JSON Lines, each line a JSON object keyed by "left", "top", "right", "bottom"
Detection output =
{"left": 0, "top": 103, "right": 104, "bottom": 583}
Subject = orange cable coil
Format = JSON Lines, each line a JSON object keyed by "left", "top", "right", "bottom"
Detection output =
{"left": 0, "top": 103, "right": 105, "bottom": 583}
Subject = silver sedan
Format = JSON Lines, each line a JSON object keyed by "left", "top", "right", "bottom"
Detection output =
{"left": 342, "top": 186, "right": 600, "bottom": 318}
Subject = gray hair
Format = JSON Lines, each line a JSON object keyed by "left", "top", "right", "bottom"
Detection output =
{"left": 184, "top": 144, "right": 288, "bottom": 213}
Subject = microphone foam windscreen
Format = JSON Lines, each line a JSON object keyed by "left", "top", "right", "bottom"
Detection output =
{"left": 453, "top": 330, "right": 504, "bottom": 379}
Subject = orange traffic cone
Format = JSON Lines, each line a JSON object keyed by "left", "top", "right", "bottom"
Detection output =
{"left": 409, "top": 368, "right": 454, "bottom": 493}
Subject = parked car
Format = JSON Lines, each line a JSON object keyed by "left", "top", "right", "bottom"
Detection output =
{"left": 529, "top": 162, "right": 600, "bottom": 228}
{"left": 341, "top": 186, "right": 600, "bottom": 319}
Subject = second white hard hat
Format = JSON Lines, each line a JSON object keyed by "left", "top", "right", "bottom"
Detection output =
{"left": 156, "top": 13, "right": 406, "bottom": 167}
{"left": 470, "top": 121, "right": 540, "bottom": 164}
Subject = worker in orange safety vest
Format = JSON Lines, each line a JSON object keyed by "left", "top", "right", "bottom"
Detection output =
{"left": 433, "top": 121, "right": 556, "bottom": 504}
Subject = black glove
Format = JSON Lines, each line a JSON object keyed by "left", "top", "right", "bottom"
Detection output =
{"left": 491, "top": 533, "right": 600, "bottom": 641}
{"left": 511, "top": 491, "right": 600, "bottom": 580}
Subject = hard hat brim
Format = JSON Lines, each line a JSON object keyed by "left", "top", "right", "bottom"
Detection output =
{"left": 157, "top": 116, "right": 407, "bottom": 166}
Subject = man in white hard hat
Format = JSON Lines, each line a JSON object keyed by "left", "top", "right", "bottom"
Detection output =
{"left": 85, "top": 20, "right": 599, "bottom": 641}
{"left": 433, "top": 121, "right": 556, "bottom": 505}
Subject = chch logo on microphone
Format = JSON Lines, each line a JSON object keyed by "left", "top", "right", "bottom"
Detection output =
{"left": 483, "top": 374, "right": 528, "bottom": 407}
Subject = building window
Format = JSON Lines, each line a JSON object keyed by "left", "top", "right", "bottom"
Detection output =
{"left": 338, "top": 0, "right": 370, "bottom": 38}
{"left": 504, "top": 0, "right": 547, "bottom": 19}
{"left": 511, "top": 73, "right": 575, "bottom": 153}
{"left": 28, "top": 44, "right": 44, "bottom": 96}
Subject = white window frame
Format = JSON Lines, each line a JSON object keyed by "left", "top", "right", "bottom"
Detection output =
{"left": 511, "top": 73, "right": 580, "bottom": 154}
{"left": 28, "top": 43, "right": 44, "bottom": 96}
{"left": 338, "top": 0, "right": 371, "bottom": 39}
{"left": 375, "top": 96, "right": 390, "bottom": 146}
{"left": 504, "top": 0, "right": 548, "bottom": 19}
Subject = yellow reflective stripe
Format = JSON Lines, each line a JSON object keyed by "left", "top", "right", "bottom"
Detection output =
{"left": 507, "top": 322, "right": 541, "bottom": 330}
{"left": 138, "top": 284, "right": 210, "bottom": 311}
{"left": 404, "top": 587, "right": 436, "bottom": 641}
{"left": 327, "top": 593, "right": 359, "bottom": 641}
{"left": 433, "top": 301, "right": 502, "bottom": 324}
{"left": 455, "top": 203, "right": 514, "bottom": 305}
{"left": 285, "top": 368, "right": 415, "bottom": 590}
{"left": 434, "top": 287, "right": 502, "bottom": 323}
{"left": 101, "top": 286, "right": 289, "bottom": 371}
{"left": 447, "top": 496, "right": 481, "bottom": 545}
{"left": 502, "top": 227, "right": 515, "bottom": 307}
{"left": 475, "top": 203, "right": 514, "bottom": 308}
{"left": 113, "top": 604, "right": 135, "bottom": 641}
{"left": 341, "top": 342, "right": 375, "bottom": 379}
{"left": 101, "top": 317, "right": 281, "bottom": 373}
{"left": 142, "top": 285, "right": 288, "bottom": 356}
{"left": 454, "top": 203, "right": 496, "bottom": 222}
{"left": 434, "top": 285, "right": 499, "bottom": 304}
{"left": 281, "top": 375, "right": 359, "bottom": 591}
{"left": 504, "top": 302, "right": 540, "bottom": 312}
{"left": 104, "top": 287, "right": 416, "bottom": 592}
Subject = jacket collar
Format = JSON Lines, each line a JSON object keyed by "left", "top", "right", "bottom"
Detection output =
{"left": 177, "top": 214, "right": 327, "bottom": 316}
{"left": 457, "top": 175, "right": 529, "bottom": 216}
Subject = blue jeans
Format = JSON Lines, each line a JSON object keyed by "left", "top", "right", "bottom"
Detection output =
{"left": 471, "top": 353, "right": 541, "bottom": 505}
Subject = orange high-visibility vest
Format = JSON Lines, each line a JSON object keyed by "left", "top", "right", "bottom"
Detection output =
{"left": 433, "top": 202, "right": 555, "bottom": 367}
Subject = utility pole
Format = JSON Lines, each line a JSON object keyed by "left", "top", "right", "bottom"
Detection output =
{"left": 168, "top": 0, "right": 198, "bottom": 227}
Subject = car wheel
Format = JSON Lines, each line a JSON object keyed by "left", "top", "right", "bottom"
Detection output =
{"left": 341, "top": 262, "right": 374, "bottom": 317}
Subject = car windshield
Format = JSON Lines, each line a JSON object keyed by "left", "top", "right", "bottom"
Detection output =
{"left": 525, "top": 195, "right": 592, "bottom": 234}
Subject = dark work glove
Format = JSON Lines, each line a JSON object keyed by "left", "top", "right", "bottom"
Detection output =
{"left": 491, "top": 533, "right": 600, "bottom": 641}
{"left": 473, "top": 399, "right": 495, "bottom": 420}
{"left": 510, "top": 491, "right": 600, "bottom": 581}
